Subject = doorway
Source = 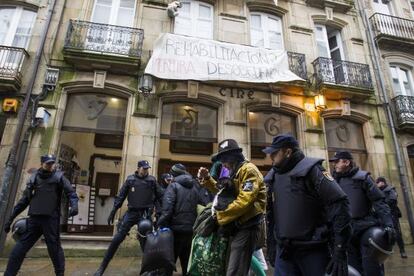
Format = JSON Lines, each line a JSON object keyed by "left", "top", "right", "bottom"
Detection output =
{"left": 58, "top": 93, "right": 127, "bottom": 235}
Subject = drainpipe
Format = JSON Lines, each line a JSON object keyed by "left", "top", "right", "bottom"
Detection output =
{"left": 356, "top": 1, "right": 414, "bottom": 240}
{"left": 0, "top": 0, "right": 58, "bottom": 254}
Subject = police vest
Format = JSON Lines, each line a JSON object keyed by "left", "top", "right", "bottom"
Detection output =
{"left": 273, "top": 157, "right": 325, "bottom": 240}
{"left": 28, "top": 171, "right": 63, "bottom": 216}
{"left": 337, "top": 169, "right": 370, "bottom": 219}
{"left": 127, "top": 175, "right": 156, "bottom": 209}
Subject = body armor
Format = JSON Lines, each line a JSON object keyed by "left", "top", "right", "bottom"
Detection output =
{"left": 28, "top": 171, "right": 63, "bottom": 216}
{"left": 127, "top": 175, "right": 156, "bottom": 209}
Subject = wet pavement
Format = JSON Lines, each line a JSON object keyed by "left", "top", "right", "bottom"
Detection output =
{"left": 1, "top": 245, "right": 414, "bottom": 275}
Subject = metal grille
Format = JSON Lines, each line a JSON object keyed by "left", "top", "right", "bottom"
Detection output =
{"left": 392, "top": 95, "right": 414, "bottom": 126}
{"left": 64, "top": 20, "right": 144, "bottom": 57}
{"left": 0, "top": 46, "right": 28, "bottom": 79}
{"left": 287, "top": 51, "right": 307, "bottom": 80}
{"left": 370, "top": 13, "right": 414, "bottom": 39}
{"left": 312, "top": 57, "right": 373, "bottom": 90}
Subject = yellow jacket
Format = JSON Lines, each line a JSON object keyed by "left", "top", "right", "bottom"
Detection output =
{"left": 202, "top": 161, "right": 266, "bottom": 225}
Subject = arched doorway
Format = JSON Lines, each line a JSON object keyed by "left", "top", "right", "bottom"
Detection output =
{"left": 58, "top": 93, "right": 128, "bottom": 235}
{"left": 158, "top": 101, "right": 218, "bottom": 177}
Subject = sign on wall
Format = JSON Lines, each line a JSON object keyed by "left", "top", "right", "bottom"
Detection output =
{"left": 145, "top": 33, "right": 302, "bottom": 83}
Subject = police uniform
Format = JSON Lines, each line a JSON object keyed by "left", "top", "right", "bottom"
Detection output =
{"left": 378, "top": 179, "right": 406, "bottom": 257}
{"left": 4, "top": 154, "right": 79, "bottom": 276}
{"left": 95, "top": 160, "right": 163, "bottom": 276}
{"left": 263, "top": 135, "right": 351, "bottom": 276}
{"left": 202, "top": 139, "right": 266, "bottom": 276}
{"left": 330, "top": 151, "right": 394, "bottom": 276}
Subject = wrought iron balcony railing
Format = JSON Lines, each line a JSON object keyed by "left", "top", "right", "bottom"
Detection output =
{"left": 287, "top": 51, "right": 307, "bottom": 80}
{"left": 392, "top": 95, "right": 414, "bottom": 126}
{"left": 0, "top": 45, "right": 28, "bottom": 80}
{"left": 64, "top": 20, "right": 144, "bottom": 57}
{"left": 370, "top": 13, "right": 414, "bottom": 40}
{"left": 312, "top": 57, "right": 373, "bottom": 90}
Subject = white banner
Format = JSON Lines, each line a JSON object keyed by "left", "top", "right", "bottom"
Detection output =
{"left": 145, "top": 33, "right": 303, "bottom": 83}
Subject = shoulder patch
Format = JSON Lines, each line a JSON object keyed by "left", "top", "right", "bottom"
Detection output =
{"left": 242, "top": 181, "right": 254, "bottom": 192}
{"left": 323, "top": 171, "right": 334, "bottom": 181}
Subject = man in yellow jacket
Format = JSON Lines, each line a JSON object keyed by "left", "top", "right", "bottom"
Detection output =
{"left": 198, "top": 139, "right": 266, "bottom": 276}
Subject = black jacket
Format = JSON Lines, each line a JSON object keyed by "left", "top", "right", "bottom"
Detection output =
{"left": 382, "top": 185, "right": 401, "bottom": 218}
{"left": 10, "top": 169, "right": 78, "bottom": 219}
{"left": 158, "top": 174, "right": 203, "bottom": 233}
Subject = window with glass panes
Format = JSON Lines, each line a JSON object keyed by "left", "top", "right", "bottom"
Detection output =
{"left": 174, "top": 1, "right": 213, "bottom": 39}
{"left": 250, "top": 13, "right": 284, "bottom": 50}
{"left": 0, "top": 6, "right": 36, "bottom": 48}
{"left": 390, "top": 65, "right": 414, "bottom": 96}
{"left": 325, "top": 118, "right": 369, "bottom": 172}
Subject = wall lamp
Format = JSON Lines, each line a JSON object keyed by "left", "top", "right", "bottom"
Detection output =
{"left": 314, "top": 94, "right": 327, "bottom": 111}
{"left": 138, "top": 74, "right": 153, "bottom": 98}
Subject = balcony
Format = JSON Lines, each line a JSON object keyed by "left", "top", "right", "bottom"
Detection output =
{"left": 312, "top": 57, "right": 374, "bottom": 99}
{"left": 370, "top": 13, "right": 414, "bottom": 52}
{"left": 305, "top": 0, "right": 354, "bottom": 13}
{"left": 63, "top": 20, "right": 144, "bottom": 75}
{"left": 288, "top": 51, "right": 307, "bottom": 80}
{"left": 0, "top": 46, "right": 29, "bottom": 92}
{"left": 392, "top": 95, "right": 414, "bottom": 130}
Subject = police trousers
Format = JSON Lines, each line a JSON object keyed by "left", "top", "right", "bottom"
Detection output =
{"left": 101, "top": 210, "right": 146, "bottom": 267}
{"left": 274, "top": 243, "right": 330, "bottom": 276}
{"left": 5, "top": 215, "right": 64, "bottom": 276}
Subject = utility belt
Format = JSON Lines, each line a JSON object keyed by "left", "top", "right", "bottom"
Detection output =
{"left": 128, "top": 207, "right": 153, "bottom": 216}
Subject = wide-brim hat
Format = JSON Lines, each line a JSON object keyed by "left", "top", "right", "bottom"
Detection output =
{"left": 211, "top": 139, "right": 242, "bottom": 162}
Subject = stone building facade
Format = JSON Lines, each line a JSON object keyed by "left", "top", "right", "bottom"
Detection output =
{"left": 1, "top": 0, "right": 413, "bottom": 249}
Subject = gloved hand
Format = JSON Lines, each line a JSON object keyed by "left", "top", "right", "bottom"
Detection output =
{"left": 4, "top": 218, "right": 13, "bottom": 233}
{"left": 107, "top": 209, "right": 116, "bottom": 225}
{"left": 68, "top": 206, "right": 78, "bottom": 217}
{"left": 326, "top": 247, "right": 348, "bottom": 276}
{"left": 197, "top": 167, "right": 210, "bottom": 181}
{"left": 384, "top": 226, "right": 396, "bottom": 245}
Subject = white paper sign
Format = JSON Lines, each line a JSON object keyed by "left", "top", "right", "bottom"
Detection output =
{"left": 145, "top": 33, "right": 303, "bottom": 83}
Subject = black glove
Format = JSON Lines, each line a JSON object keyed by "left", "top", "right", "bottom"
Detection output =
{"left": 326, "top": 247, "right": 348, "bottom": 276}
{"left": 384, "top": 226, "right": 396, "bottom": 245}
{"left": 68, "top": 206, "right": 78, "bottom": 217}
{"left": 4, "top": 219, "right": 13, "bottom": 233}
{"left": 107, "top": 209, "right": 116, "bottom": 225}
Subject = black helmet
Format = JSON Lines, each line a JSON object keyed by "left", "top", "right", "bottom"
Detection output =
{"left": 137, "top": 219, "right": 153, "bottom": 237}
{"left": 361, "top": 226, "right": 394, "bottom": 263}
{"left": 12, "top": 218, "right": 28, "bottom": 241}
{"left": 325, "top": 265, "right": 361, "bottom": 276}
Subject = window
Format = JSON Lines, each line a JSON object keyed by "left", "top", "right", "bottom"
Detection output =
{"left": 174, "top": 1, "right": 213, "bottom": 39}
{"left": 314, "top": 25, "right": 345, "bottom": 60}
{"left": 250, "top": 13, "right": 284, "bottom": 50}
{"left": 91, "top": 0, "right": 135, "bottom": 27}
{"left": 325, "top": 118, "right": 369, "bottom": 171}
{"left": 249, "top": 111, "right": 296, "bottom": 159}
{"left": 62, "top": 94, "right": 128, "bottom": 134}
{"left": 0, "top": 6, "right": 36, "bottom": 48}
{"left": 160, "top": 103, "right": 217, "bottom": 155}
{"left": 372, "top": 0, "right": 392, "bottom": 15}
{"left": 390, "top": 65, "right": 414, "bottom": 96}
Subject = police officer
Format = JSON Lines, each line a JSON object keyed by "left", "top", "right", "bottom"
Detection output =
{"left": 329, "top": 151, "right": 395, "bottom": 275}
{"left": 198, "top": 139, "right": 267, "bottom": 276}
{"left": 3, "top": 154, "right": 79, "bottom": 276}
{"left": 94, "top": 160, "right": 163, "bottom": 276}
{"left": 376, "top": 176, "right": 407, "bottom": 258}
{"left": 262, "top": 134, "right": 351, "bottom": 276}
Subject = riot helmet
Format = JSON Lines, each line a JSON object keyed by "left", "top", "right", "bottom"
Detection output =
{"left": 12, "top": 218, "right": 28, "bottom": 241}
{"left": 361, "top": 226, "right": 394, "bottom": 263}
{"left": 137, "top": 218, "right": 153, "bottom": 238}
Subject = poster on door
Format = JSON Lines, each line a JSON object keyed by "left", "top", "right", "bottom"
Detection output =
{"left": 145, "top": 33, "right": 303, "bottom": 83}
{"left": 72, "top": 184, "right": 90, "bottom": 226}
